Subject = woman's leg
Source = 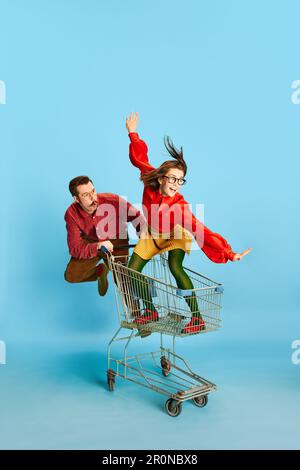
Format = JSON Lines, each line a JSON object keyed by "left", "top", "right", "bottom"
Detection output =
{"left": 128, "top": 252, "right": 157, "bottom": 315}
{"left": 168, "top": 249, "right": 203, "bottom": 321}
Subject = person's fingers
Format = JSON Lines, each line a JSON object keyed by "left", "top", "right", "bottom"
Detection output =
{"left": 238, "top": 248, "right": 251, "bottom": 259}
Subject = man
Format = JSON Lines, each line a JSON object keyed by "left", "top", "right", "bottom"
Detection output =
{"left": 64, "top": 175, "right": 145, "bottom": 296}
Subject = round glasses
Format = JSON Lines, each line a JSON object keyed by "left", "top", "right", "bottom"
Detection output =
{"left": 79, "top": 188, "right": 97, "bottom": 200}
{"left": 162, "top": 175, "right": 186, "bottom": 186}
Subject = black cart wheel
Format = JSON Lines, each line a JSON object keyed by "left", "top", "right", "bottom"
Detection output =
{"left": 107, "top": 369, "right": 116, "bottom": 392}
{"left": 192, "top": 394, "right": 208, "bottom": 408}
{"left": 161, "top": 356, "right": 172, "bottom": 377}
{"left": 165, "top": 398, "right": 182, "bottom": 417}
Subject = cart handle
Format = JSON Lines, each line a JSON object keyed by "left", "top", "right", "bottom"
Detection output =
{"left": 100, "top": 244, "right": 136, "bottom": 255}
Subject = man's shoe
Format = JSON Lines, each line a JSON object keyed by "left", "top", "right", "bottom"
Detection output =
{"left": 181, "top": 316, "right": 206, "bottom": 334}
{"left": 97, "top": 263, "right": 109, "bottom": 296}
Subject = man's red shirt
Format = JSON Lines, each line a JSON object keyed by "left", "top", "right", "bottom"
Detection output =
{"left": 65, "top": 193, "right": 144, "bottom": 259}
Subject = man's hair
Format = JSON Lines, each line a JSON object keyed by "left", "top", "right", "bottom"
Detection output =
{"left": 69, "top": 176, "right": 93, "bottom": 197}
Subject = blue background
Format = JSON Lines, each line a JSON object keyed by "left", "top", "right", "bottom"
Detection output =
{"left": 0, "top": 0, "right": 299, "bottom": 449}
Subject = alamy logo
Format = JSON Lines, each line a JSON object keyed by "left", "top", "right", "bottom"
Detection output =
{"left": 291, "top": 340, "right": 300, "bottom": 365}
{"left": 291, "top": 80, "right": 300, "bottom": 104}
{"left": 0, "top": 80, "right": 6, "bottom": 105}
{"left": 0, "top": 340, "right": 6, "bottom": 365}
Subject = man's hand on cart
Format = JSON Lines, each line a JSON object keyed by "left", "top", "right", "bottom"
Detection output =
{"left": 126, "top": 112, "right": 139, "bottom": 133}
{"left": 98, "top": 240, "right": 114, "bottom": 253}
{"left": 232, "top": 247, "right": 252, "bottom": 261}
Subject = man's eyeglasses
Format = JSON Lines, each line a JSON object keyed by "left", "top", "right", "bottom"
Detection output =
{"left": 162, "top": 175, "right": 186, "bottom": 186}
{"left": 78, "top": 188, "right": 97, "bottom": 200}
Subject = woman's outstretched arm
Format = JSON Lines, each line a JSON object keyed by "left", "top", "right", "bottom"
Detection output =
{"left": 181, "top": 202, "right": 252, "bottom": 262}
{"left": 126, "top": 112, "right": 155, "bottom": 175}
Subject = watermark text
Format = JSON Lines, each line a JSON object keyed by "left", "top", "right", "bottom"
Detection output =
{"left": 0, "top": 80, "right": 6, "bottom": 105}
{"left": 291, "top": 80, "right": 300, "bottom": 104}
{"left": 0, "top": 340, "right": 6, "bottom": 365}
{"left": 291, "top": 340, "right": 300, "bottom": 365}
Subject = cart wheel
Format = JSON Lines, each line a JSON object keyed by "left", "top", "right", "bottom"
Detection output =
{"left": 107, "top": 369, "right": 116, "bottom": 392}
{"left": 192, "top": 394, "right": 208, "bottom": 408}
{"left": 161, "top": 356, "right": 172, "bottom": 377}
{"left": 165, "top": 399, "right": 182, "bottom": 417}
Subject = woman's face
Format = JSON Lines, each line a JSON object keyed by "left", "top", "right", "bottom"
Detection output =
{"left": 158, "top": 168, "right": 185, "bottom": 197}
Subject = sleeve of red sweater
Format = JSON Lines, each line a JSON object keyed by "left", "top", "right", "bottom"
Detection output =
{"left": 65, "top": 213, "right": 99, "bottom": 260}
{"left": 117, "top": 195, "right": 147, "bottom": 237}
{"left": 181, "top": 201, "right": 236, "bottom": 263}
{"left": 128, "top": 132, "right": 156, "bottom": 175}
{"left": 126, "top": 199, "right": 147, "bottom": 236}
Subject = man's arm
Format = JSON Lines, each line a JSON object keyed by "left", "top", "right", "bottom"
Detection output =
{"left": 65, "top": 213, "right": 112, "bottom": 259}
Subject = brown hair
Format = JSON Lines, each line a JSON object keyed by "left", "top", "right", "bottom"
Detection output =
{"left": 141, "top": 136, "right": 187, "bottom": 191}
{"left": 69, "top": 176, "right": 93, "bottom": 196}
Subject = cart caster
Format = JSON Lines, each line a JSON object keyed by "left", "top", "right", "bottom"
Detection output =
{"left": 192, "top": 394, "right": 208, "bottom": 408}
{"left": 165, "top": 398, "right": 182, "bottom": 417}
{"left": 161, "top": 356, "right": 172, "bottom": 377}
{"left": 107, "top": 369, "right": 116, "bottom": 392}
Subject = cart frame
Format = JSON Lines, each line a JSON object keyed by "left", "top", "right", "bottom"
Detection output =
{"left": 103, "top": 248, "right": 223, "bottom": 417}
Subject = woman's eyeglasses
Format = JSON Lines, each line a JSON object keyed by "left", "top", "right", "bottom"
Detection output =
{"left": 162, "top": 176, "right": 186, "bottom": 186}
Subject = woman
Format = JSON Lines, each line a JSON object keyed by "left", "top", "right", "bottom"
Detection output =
{"left": 126, "top": 112, "right": 251, "bottom": 334}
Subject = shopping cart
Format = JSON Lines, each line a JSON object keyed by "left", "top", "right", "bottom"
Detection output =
{"left": 102, "top": 245, "right": 224, "bottom": 417}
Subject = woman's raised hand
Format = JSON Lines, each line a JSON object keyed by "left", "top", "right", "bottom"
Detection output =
{"left": 126, "top": 112, "right": 139, "bottom": 133}
{"left": 232, "top": 248, "right": 252, "bottom": 261}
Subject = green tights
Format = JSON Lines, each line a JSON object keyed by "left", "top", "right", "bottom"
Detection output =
{"left": 127, "top": 249, "right": 202, "bottom": 318}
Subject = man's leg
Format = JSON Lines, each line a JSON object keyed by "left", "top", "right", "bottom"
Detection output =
{"left": 64, "top": 252, "right": 110, "bottom": 296}
{"left": 64, "top": 256, "right": 100, "bottom": 283}
{"left": 64, "top": 237, "right": 130, "bottom": 296}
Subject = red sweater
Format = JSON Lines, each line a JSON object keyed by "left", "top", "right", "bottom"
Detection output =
{"left": 129, "top": 132, "right": 236, "bottom": 263}
{"left": 65, "top": 193, "right": 144, "bottom": 259}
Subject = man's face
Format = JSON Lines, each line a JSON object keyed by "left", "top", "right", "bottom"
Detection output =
{"left": 74, "top": 181, "right": 98, "bottom": 214}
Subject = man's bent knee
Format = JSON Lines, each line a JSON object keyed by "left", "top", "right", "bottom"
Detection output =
{"left": 64, "top": 270, "right": 80, "bottom": 283}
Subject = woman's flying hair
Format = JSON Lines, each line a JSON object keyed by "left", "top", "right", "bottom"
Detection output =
{"left": 141, "top": 136, "right": 187, "bottom": 191}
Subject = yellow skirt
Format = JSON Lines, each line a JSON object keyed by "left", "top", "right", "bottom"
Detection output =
{"left": 134, "top": 225, "right": 193, "bottom": 260}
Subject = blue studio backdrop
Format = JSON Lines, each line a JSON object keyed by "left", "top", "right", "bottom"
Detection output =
{"left": 0, "top": 0, "right": 299, "bottom": 450}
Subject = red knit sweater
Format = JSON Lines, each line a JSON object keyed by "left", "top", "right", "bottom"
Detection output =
{"left": 129, "top": 132, "right": 235, "bottom": 263}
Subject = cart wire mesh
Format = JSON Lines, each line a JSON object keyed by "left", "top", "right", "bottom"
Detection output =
{"left": 107, "top": 254, "right": 224, "bottom": 337}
